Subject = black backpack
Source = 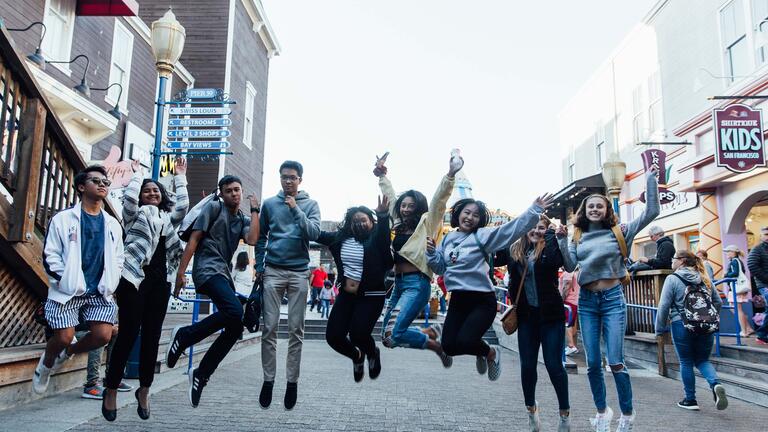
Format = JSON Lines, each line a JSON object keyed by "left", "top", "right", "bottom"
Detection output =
{"left": 671, "top": 274, "right": 720, "bottom": 335}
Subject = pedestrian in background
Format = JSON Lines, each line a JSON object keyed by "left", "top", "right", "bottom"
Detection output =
{"left": 560, "top": 270, "right": 580, "bottom": 357}
{"left": 723, "top": 245, "right": 753, "bottom": 337}
{"left": 748, "top": 227, "right": 768, "bottom": 344}
{"left": 309, "top": 265, "right": 328, "bottom": 312}
{"left": 696, "top": 250, "right": 716, "bottom": 285}
{"left": 320, "top": 280, "right": 335, "bottom": 319}
{"left": 232, "top": 251, "right": 253, "bottom": 297}
{"left": 655, "top": 250, "right": 727, "bottom": 412}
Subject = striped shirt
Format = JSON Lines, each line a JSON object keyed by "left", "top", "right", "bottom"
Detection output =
{"left": 340, "top": 238, "right": 364, "bottom": 282}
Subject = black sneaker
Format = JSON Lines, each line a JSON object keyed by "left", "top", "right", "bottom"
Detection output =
{"left": 188, "top": 368, "right": 208, "bottom": 408}
{"left": 166, "top": 326, "right": 186, "bottom": 369}
{"left": 713, "top": 384, "right": 728, "bottom": 410}
{"left": 353, "top": 349, "right": 365, "bottom": 382}
{"left": 259, "top": 381, "right": 274, "bottom": 409}
{"left": 677, "top": 398, "right": 700, "bottom": 410}
{"left": 367, "top": 347, "right": 382, "bottom": 380}
{"left": 284, "top": 382, "right": 297, "bottom": 410}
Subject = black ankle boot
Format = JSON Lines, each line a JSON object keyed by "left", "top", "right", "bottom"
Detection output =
{"left": 259, "top": 381, "right": 274, "bottom": 409}
{"left": 284, "top": 382, "right": 297, "bottom": 410}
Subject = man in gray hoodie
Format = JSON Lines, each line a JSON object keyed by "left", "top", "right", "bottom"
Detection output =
{"left": 255, "top": 160, "right": 321, "bottom": 410}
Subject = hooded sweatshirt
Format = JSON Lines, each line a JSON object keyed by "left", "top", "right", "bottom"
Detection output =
{"left": 655, "top": 266, "right": 722, "bottom": 335}
{"left": 255, "top": 190, "right": 321, "bottom": 273}
{"left": 647, "top": 235, "right": 675, "bottom": 269}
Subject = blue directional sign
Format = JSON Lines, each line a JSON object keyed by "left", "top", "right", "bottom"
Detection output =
{"left": 167, "top": 129, "right": 231, "bottom": 138}
{"left": 168, "top": 118, "right": 232, "bottom": 127}
{"left": 165, "top": 141, "right": 230, "bottom": 149}
{"left": 169, "top": 107, "right": 231, "bottom": 116}
{"left": 186, "top": 88, "right": 220, "bottom": 99}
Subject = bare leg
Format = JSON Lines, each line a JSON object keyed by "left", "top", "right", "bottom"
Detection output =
{"left": 43, "top": 328, "right": 76, "bottom": 368}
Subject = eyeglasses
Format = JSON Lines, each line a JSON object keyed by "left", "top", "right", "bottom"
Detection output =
{"left": 280, "top": 175, "right": 299, "bottom": 182}
{"left": 87, "top": 177, "right": 111, "bottom": 187}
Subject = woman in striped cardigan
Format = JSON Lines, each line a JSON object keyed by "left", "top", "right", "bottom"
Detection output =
{"left": 102, "top": 159, "right": 189, "bottom": 422}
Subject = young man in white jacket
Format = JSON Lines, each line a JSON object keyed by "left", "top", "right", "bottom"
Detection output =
{"left": 33, "top": 166, "right": 124, "bottom": 394}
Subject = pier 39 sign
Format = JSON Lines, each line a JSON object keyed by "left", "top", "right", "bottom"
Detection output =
{"left": 713, "top": 103, "right": 767, "bottom": 173}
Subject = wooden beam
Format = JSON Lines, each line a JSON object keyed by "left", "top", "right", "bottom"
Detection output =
{"left": 8, "top": 98, "right": 46, "bottom": 242}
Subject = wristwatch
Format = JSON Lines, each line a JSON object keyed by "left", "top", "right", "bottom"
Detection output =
{"left": 250, "top": 206, "right": 260, "bottom": 214}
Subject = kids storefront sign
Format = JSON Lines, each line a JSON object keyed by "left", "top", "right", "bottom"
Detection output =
{"left": 713, "top": 103, "right": 767, "bottom": 173}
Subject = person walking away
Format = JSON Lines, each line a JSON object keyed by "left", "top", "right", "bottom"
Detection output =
{"left": 232, "top": 251, "right": 254, "bottom": 297}
{"left": 165, "top": 175, "right": 260, "bottom": 408}
{"left": 501, "top": 215, "right": 571, "bottom": 431}
{"left": 655, "top": 250, "right": 727, "bottom": 411}
{"left": 255, "top": 161, "right": 321, "bottom": 410}
{"left": 310, "top": 266, "right": 328, "bottom": 312}
{"left": 557, "top": 166, "right": 660, "bottom": 432}
{"left": 427, "top": 194, "right": 553, "bottom": 382}
{"left": 34, "top": 166, "right": 124, "bottom": 398}
{"left": 320, "top": 281, "right": 335, "bottom": 319}
{"left": 723, "top": 245, "right": 753, "bottom": 337}
{"left": 748, "top": 227, "right": 768, "bottom": 344}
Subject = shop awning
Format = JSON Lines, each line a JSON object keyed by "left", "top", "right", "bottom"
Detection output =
{"left": 76, "top": 0, "right": 139, "bottom": 16}
{"left": 546, "top": 173, "right": 606, "bottom": 223}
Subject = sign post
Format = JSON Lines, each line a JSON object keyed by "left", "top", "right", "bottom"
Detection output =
{"left": 713, "top": 103, "right": 767, "bottom": 173}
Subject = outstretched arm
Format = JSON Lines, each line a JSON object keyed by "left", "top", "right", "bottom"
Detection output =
{"left": 122, "top": 160, "right": 144, "bottom": 225}
{"left": 169, "top": 158, "right": 189, "bottom": 227}
{"left": 624, "top": 168, "right": 661, "bottom": 242}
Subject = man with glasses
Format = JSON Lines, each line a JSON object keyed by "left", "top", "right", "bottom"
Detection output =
{"left": 33, "top": 166, "right": 125, "bottom": 394}
{"left": 748, "top": 226, "right": 768, "bottom": 344}
{"left": 255, "top": 160, "right": 321, "bottom": 410}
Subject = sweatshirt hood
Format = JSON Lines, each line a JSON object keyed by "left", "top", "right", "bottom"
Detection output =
{"left": 277, "top": 190, "right": 311, "bottom": 200}
{"left": 657, "top": 236, "right": 673, "bottom": 245}
{"left": 675, "top": 266, "right": 701, "bottom": 284}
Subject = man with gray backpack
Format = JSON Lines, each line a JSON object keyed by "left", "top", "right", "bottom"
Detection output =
{"left": 655, "top": 250, "right": 727, "bottom": 412}
{"left": 165, "top": 175, "right": 261, "bottom": 408}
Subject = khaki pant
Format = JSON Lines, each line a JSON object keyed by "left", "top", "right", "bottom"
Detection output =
{"left": 261, "top": 266, "right": 309, "bottom": 382}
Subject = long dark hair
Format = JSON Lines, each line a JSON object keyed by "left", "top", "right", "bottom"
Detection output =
{"left": 139, "top": 179, "right": 172, "bottom": 212}
{"left": 570, "top": 193, "right": 619, "bottom": 232}
{"left": 450, "top": 198, "right": 491, "bottom": 232}
{"left": 338, "top": 206, "right": 376, "bottom": 242}
{"left": 235, "top": 251, "right": 249, "bottom": 271}
{"left": 394, "top": 190, "right": 428, "bottom": 233}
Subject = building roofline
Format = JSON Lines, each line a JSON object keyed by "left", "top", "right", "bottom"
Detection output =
{"left": 242, "top": 0, "right": 282, "bottom": 58}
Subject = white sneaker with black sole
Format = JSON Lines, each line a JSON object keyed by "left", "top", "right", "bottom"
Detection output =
{"left": 713, "top": 384, "right": 728, "bottom": 410}
{"left": 188, "top": 368, "right": 208, "bottom": 408}
{"left": 487, "top": 346, "right": 502, "bottom": 381}
{"left": 32, "top": 354, "right": 52, "bottom": 394}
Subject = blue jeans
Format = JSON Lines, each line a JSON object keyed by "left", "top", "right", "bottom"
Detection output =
{"left": 517, "top": 308, "right": 569, "bottom": 411}
{"left": 670, "top": 320, "right": 719, "bottom": 400}
{"left": 579, "top": 285, "right": 633, "bottom": 415}
{"left": 381, "top": 273, "right": 430, "bottom": 349}
{"left": 321, "top": 299, "right": 331, "bottom": 318}
{"left": 756, "top": 288, "right": 768, "bottom": 339}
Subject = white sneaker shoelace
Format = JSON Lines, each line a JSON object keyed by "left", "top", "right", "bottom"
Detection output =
{"left": 590, "top": 407, "right": 613, "bottom": 432}
{"left": 616, "top": 413, "right": 635, "bottom": 432}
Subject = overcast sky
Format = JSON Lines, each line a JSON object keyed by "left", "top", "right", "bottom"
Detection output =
{"left": 260, "top": 0, "right": 658, "bottom": 220}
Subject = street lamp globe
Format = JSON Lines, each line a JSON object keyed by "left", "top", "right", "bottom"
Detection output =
{"left": 601, "top": 152, "right": 627, "bottom": 198}
{"left": 151, "top": 9, "right": 186, "bottom": 78}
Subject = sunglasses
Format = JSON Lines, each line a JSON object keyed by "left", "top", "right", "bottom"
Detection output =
{"left": 87, "top": 177, "right": 112, "bottom": 187}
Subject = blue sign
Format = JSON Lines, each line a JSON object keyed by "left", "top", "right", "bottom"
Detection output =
{"left": 169, "top": 107, "right": 231, "bottom": 116}
{"left": 168, "top": 118, "right": 232, "bottom": 127}
{"left": 167, "top": 129, "right": 231, "bottom": 138}
{"left": 186, "top": 88, "right": 220, "bottom": 99}
{"left": 165, "top": 141, "right": 230, "bottom": 149}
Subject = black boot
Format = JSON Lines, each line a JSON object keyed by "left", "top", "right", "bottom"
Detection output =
{"left": 259, "top": 381, "right": 274, "bottom": 409}
{"left": 284, "top": 382, "right": 297, "bottom": 410}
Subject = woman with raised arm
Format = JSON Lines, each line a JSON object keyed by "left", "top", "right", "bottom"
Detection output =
{"left": 426, "top": 194, "right": 553, "bottom": 382}
{"left": 316, "top": 196, "right": 393, "bottom": 382}
{"left": 102, "top": 159, "right": 189, "bottom": 421}
{"left": 556, "top": 167, "right": 660, "bottom": 432}
{"left": 374, "top": 152, "right": 463, "bottom": 367}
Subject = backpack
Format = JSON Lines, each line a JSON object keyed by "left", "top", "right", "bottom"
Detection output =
{"left": 178, "top": 193, "right": 223, "bottom": 242}
{"left": 671, "top": 273, "right": 720, "bottom": 335}
{"left": 573, "top": 225, "right": 630, "bottom": 288}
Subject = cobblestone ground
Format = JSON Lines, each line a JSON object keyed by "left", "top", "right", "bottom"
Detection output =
{"left": 70, "top": 339, "right": 761, "bottom": 432}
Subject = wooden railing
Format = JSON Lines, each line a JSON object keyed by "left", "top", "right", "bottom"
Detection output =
{"left": 625, "top": 269, "right": 672, "bottom": 333}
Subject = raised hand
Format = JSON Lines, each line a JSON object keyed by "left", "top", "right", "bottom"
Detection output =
{"left": 646, "top": 165, "right": 659, "bottom": 179}
{"left": 373, "top": 153, "right": 389, "bottom": 177}
{"left": 426, "top": 236, "right": 436, "bottom": 254}
{"left": 555, "top": 224, "right": 568, "bottom": 239}
{"left": 375, "top": 195, "right": 389, "bottom": 213}
{"left": 448, "top": 151, "right": 464, "bottom": 177}
{"left": 534, "top": 193, "right": 555, "bottom": 210}
{"left": 248, "top": 194, "right": 260, "bottom": 209}
{"left": 174, "top": 157, "right": 187, "bottom": 175}
{"left": 130, "top": 159, "right": 142, "bottom": 173}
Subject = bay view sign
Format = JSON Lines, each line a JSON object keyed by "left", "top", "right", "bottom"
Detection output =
{"left": 713, "top": 103, "right": 767, "bottom": 173}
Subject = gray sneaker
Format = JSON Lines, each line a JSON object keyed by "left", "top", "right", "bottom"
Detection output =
{"left": 713, "top": 384, "right": 728, "bottom": 410}
{"left": 615, "top": 411, "right": 634, "bottom": 432}
{"left": 527, "top": 405, "right": 541, "bottom": 432}
{"left": 475, "top": 355, "right": 488, "bottom": 375}
{"left": 558, "top": 415, "right": 571, "bottom": 432}
{"left": 487, "top": 346, "right": 502, "bottom": 381}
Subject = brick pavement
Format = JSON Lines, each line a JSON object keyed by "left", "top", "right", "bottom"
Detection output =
{"left": 64, "top": 340, "right": 760, "bottom": 432}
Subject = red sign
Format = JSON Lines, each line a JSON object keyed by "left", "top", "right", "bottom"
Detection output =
{"left": 639, "top": 149, "right": 675, "bottom": 205}
{"left": 713, "top": 103, "right": 767, "bottom": 173}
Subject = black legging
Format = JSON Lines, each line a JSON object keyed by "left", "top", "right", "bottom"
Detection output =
{"left": 105, "top": 277, "right": 170, "bottom": 389}
{"left": 441, "top": 291, "right": 496, "bottom": 357}
{"left": 325, "top": 290, "right": 385, "bottom": 360}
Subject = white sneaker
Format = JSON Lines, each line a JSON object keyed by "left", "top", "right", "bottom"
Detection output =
{"left": 589, "top": 407, "right": 613, "bottom": 432}
{"left": 32, "top": 354, "right": 52, "bottom": 394}
{"left": 487, "top": 346, "right": 502, "bottom": 381}
{"left": 476, "top": 355, "right": 488, "bottom": 375}
{"left": 558, "top": 415, "right": 571, "bottom": 432}
{"left": 52, "top": 335, "right": 77, "bottom": 371}
{"left": 565, "top": 346, "right": 579, "bottom": 356}
{"left": 527, "top": 405, "right": 541, "bottom": 432}
{"left": 615, "top": 411, "right": 635, "bottom": 432}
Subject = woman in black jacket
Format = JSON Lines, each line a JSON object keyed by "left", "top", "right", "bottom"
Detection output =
{"left": 503, "top": 214, "right": 570, "bottom": 432}
{"left": 317, "top": 196, "right": 393, "bottom": 382}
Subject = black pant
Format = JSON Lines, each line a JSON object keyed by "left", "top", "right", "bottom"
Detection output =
{"left": 179, "top": 275, "right": 243, "bottom": 378}
{"left": 441, "top": 291, "right": 496, "bottom": 357}
{"left": 325, "top": 291, "right": 385, "bottom": 360}
{"left": 517, "top": 308, "right": 569, "bottom": 411}
{"left": 105, "top": 277, "right": 171, "bottom": 389}
{"left": 309, "top": 287, "right": 321, "bottom": 310}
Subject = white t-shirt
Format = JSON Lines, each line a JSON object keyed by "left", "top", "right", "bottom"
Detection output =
{"left": 232, "top": 268, "right": 252, "bottom": 296}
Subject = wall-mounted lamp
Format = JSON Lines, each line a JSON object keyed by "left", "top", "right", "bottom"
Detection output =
{"left": 7, "top": 21, "right": 47, "bottom": 69}
{"left": 46, "top": 54, "right": 90, "bottom": 96}
{"left": 91, "top": 83, "right": 124, "bottom": 120}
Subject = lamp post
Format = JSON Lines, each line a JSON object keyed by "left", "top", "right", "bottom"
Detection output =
{"left": 150, "top": 9, "right": 185, "bottom": 181}
{"left": 602, "top": 152, "right": 627, "bottom": 218}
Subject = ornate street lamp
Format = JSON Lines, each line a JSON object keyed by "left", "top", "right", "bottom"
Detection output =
{"left": 150, "top": 9, "right": 185, "bottom": 181}
{"left": 602, "top": 152, "right": 627, "bottom": 217}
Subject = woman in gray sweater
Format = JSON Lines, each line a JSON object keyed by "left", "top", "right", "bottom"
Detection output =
{"left": 655, "top": 250, "right": 727, "bottom": 412}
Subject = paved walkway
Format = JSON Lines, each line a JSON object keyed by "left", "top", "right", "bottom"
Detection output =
{"left": 4, "top": 339, "right": 760, "bottom": 432}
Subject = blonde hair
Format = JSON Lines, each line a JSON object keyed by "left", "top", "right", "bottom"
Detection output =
{"left": 510, "top": 215, "right": 551, "bottom": 265}
{"left": 676, "top": 250, "right": 713, "bottom": 289}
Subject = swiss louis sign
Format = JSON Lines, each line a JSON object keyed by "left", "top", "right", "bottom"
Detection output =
{"left": 713, "top": 103, "right": 767, "bottom": 173}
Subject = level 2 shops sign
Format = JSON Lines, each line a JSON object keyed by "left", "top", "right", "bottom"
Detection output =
{"left": 713, "top": 103, "right": 767, "bottom": 173}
